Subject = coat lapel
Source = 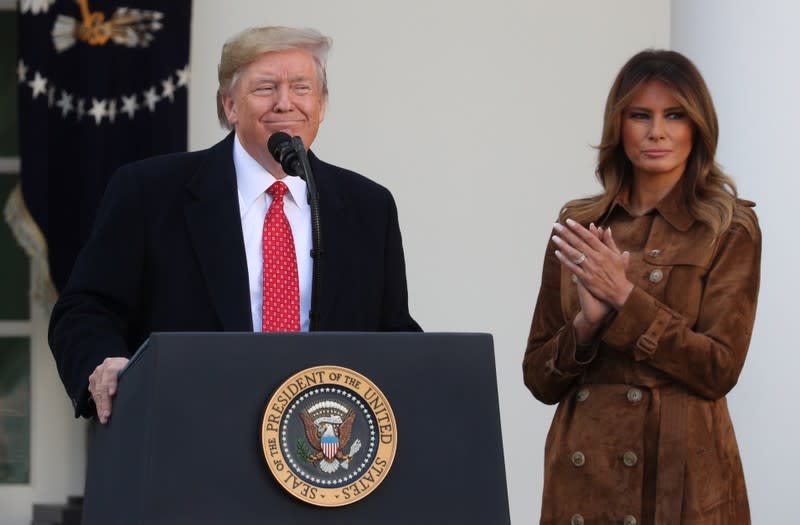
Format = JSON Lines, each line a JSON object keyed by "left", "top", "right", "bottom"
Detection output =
{"left": 309, "top": 152, "right": 349, "bottom": 329}
{"left": 183, "top": 133, "right": 252, "bottom": 331}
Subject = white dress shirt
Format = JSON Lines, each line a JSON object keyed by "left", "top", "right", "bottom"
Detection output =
{"left": 233, "top": 134, "right": 312, "bottom": 332}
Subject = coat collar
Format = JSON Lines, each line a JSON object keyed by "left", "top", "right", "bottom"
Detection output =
{"left": 308, "top": 151, "right": 347, "bottom": 212}
{"left": 604, "top": 182, "right": 694, "bottom": 232}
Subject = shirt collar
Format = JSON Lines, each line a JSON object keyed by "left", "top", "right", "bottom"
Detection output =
{"left": 604, "top": 183, "right": 694, "bottom": 231}
{"left": 233, "top": 133, "right": 308, "bottom": 214}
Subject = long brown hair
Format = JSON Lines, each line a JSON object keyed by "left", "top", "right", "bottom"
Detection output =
{"left": 565, "top": 49, "right": 756, "bottom": 236}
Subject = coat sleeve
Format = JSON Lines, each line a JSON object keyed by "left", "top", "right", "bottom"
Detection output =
{"left": 48, "top": 166, "right": 145, "bottom": 417}
{"left": 379, "top": 191, "right": 422, "bottom": 332}
{"left": 523, "top": 236, "right": 598, "bottom": 404}
{"left": 600, "top": 218, "right": 761, "bottom": 399}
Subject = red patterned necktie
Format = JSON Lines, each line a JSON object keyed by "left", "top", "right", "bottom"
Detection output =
{"left": 261, "top": 181, "right": 300, "bottom": 332}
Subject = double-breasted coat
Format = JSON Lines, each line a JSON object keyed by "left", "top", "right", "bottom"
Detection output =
{"left": 523, "top": 185, "right": 761, "bottom": 525}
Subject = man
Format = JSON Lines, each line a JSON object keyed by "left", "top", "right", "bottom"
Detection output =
{"left": 49, "top": 26, "right": 420, "bottom": 424}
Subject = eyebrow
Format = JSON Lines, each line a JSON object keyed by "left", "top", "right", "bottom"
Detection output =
{"left": 627, "top": 106, "right": 685, "bottom": 113}
{"left": 249, "top": 74, "right": 314, "bottom": 83}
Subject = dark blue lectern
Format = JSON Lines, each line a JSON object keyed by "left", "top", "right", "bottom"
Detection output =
{"left": 83, "top": 332, "right": 510, "bottom": 524}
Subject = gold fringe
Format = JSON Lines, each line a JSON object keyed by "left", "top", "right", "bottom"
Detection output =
{"left": 3, "top": 184, "right": 58, "bottom": 313}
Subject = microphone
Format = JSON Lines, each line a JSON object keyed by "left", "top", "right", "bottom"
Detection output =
{"left": 267, "top": 132, "right": 303, "bottom": 177}
{"left": 266, "top": 131, "right": 324, "bottom": 331}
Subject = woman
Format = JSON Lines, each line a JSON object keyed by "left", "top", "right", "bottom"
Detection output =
{"left": 523, "top": 50, "right": 760, "bottom": 525}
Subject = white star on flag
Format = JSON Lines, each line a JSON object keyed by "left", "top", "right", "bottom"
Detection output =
{"left": 176, "top": 65, "right": 190, "bottom": 87}
{"left": 55, "top": 91, "right": 74, "bottom": 117}
{"left": 17, "top": 59, "right": 28, "bottom": 83}
{"left": 121, "top": 94, "right": 139, "bottom": 119}
{"left": 162, "top": 77, "right": 176, "bottom": 102}
{"left": 28, "top": 71, "right": 48, "bottom": 99}
{"left": 88, "top": 98, "right": 108, "bottom": 125}
{"left": 143, "top": 87, "right": 160, "bottom": 111}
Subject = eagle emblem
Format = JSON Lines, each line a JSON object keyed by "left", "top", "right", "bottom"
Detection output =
{"left": 51, "top": 0, "right": 164, "bottom": 53}
{"left": 299, "top": 400, "right": 362, "bottom": 474}
{"left": 262, "top": 366, "right": 397, "bottom": 506}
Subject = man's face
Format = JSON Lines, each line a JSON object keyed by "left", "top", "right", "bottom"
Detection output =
{"left": 222, "top": 48, "right": 326, "bottom": 175}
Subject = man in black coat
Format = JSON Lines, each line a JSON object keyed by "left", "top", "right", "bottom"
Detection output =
{"left": 49, "top": 26, "right": 420, "bottom": 422}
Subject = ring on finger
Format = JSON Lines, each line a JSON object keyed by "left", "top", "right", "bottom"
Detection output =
{"left": 573, "top": 253, "right": 586, "bottom": 265}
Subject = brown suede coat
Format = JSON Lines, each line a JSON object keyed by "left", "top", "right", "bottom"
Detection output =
{"left": 523, "top": 187, "right": 760, "bottom": 525}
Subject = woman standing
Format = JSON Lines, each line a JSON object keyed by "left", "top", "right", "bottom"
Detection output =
{"left": 523, "top": 50, "right": 760, "bottom": 525}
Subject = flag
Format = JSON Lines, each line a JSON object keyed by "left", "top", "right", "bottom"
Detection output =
{"left": 13, "top": 0, "right": 191, "bottom": 295}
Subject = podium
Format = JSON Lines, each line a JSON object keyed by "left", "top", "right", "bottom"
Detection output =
{"left": 83, "top": 332, "right": 511, "bottom": 524}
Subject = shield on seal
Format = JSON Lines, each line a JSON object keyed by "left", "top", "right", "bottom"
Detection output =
{"left": 321, "top": 432, "right": 339, "bottom": 460}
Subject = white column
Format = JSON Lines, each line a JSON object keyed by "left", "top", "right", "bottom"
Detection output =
{"left": 672, "top": 2, "right": 800, "bottom": 522}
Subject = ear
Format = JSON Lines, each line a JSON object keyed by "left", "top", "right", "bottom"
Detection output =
{"left": 319, "top": 95, "right": 327, "bottom": 123}
{"left": 220, "top": 90, "right": 238, "bottom": 127}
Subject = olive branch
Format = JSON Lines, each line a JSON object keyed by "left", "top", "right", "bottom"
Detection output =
{"left": 296, "top": 439, "right": 313, "bottom": 462}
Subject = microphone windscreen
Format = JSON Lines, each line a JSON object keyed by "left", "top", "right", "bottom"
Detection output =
{"left": 267, "top": 132, "right": 292, "bottom": 159}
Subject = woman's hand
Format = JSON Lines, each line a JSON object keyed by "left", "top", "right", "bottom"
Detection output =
{"left": 552, "top": 220, "right": 633, "bottom": 343}
{"left": 572, "top": 283, "right": 609, "bottom": 344}
{"left": 553, "top": 219, "right": 633, "bottom": 309}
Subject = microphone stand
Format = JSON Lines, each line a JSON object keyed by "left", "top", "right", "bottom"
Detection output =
{"left": 290, "top": 137, "right": 323, "bottom": 331}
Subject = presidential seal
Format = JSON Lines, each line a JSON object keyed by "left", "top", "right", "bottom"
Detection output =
{"left": 261, "top": 366, "right": 397, "bottom": 507}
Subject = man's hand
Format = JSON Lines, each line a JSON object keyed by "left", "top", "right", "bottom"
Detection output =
{"left": 88, "top": 357, "right": 129, "bottom": 424}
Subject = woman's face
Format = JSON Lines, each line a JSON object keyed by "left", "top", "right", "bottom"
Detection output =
{"left": 621, "top": 80, "right": 694, "bottom": 185}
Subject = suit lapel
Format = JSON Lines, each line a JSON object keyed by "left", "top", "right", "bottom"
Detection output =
{"left": 183, "top": 133, "right": 252, "bottom": 331}
{"left": 309, "top": 152, "right": 350, "bottom": 329}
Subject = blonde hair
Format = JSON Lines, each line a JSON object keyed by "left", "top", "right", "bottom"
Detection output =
{"left": 216, "top": 26, "right": 331, "bottom": 129}
{"left": 565, "top": 49, "right": 756, "bottom": 237}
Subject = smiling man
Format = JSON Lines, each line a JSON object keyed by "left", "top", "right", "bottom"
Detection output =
{"left": 49, "top": 26, "right": 421, "bottom": 424}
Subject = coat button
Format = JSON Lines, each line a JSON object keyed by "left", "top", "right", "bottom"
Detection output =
{"left": 576, "top": 388, "right": 590, "bottom": 402}
{"left": 571, "top": 274, "right": 579, "bottom": 284}
{"left": 624, "top": 515, "right": 637, "bottom": 525}
{"left": 626, "top": 388, "right": 642, "bottom": 404}
{"left": 649, "top": 249, "right": 662, "bottom": 257}
{"left": 570, "top": 513, "right": 585, "bottom": 525}
{"left": 571, "top": 451, "right": 585, "bottom": 467}
{"left": 648, "top": 269, "right": 663, "bottom": 283}
{"left": 623, "top": 451, "right": 638, "bottom": 467}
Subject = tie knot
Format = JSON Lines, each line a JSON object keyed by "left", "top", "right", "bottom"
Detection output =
{"left": 267, "top": 181, "right": 289, "bottom": 200}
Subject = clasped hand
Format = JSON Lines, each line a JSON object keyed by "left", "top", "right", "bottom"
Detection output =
{"left": 552, "top": 218, "right": 633, "bottom": 343}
